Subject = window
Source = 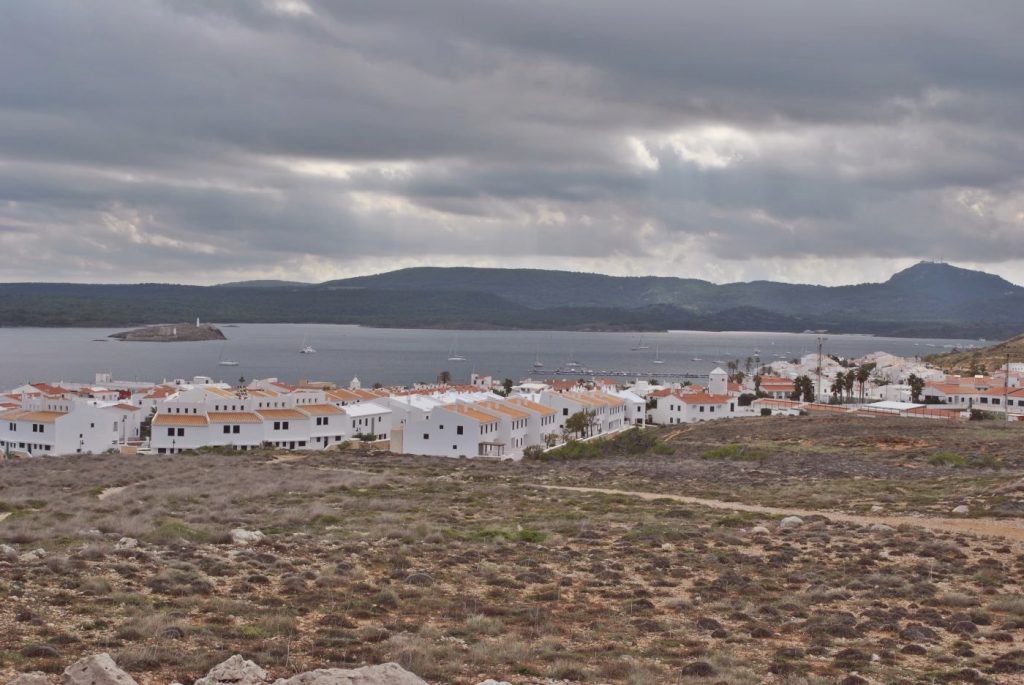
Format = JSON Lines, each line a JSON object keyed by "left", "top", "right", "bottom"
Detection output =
{"left": 274, "top": 421, "right": 281, "bottom": 430}
{"left": 224, "top": 425, "right": 231, "bottom": 434}
{"left": 282, "top": 421, "right": 290, "bottom": 430}
{"left": 233, "top": 425, "right": 240, "bottom": 434}
{"left": 167, "top": 428, "right": 175, "bottom": 436}
{"left": 563, "top": 408, "right": 569, "bottom": 416}
{"left": 700, "top": 406, "right": 705, "bottom": 412}
{"left": 423, "top": 433, "right": 429, "bottom": 440}
{"left": 453, "top": 444, "right": 458, "bottom": 449}
{"left": 177, "top": 428, "right": 185, "bottom": 437}
{"left": 456, "top": 425, "right": 463, "bottom": 435}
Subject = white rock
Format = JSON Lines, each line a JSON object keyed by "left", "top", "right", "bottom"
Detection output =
{"left": 476, "top": 681, "right": 512, "bottom": 685}
{"left": 18, "top": 548, "right": 46, "bottom": 563}
{"left": 952, "top": 505, "right": 969, "bottom": 515}
{"left": 749, "top": 526, "right": 771, "bottom": 535}
{"left": 778, "top": 516, "right": 803, "bottom": 529}
{"left": 115, "top": 537, "right": 138, "bottom": 550}
{"left": 63, "top": 653, "right": 139, "bottom": 685}
{"left": 7, "top": 673, "right": 52, "bottom": 685}
{"left": 869, "top": 523, "right": 895, "bottom": 533}
{"left": 194, "top": 655, "right": 268, "bottom": 685}
{"left": 270, "top": 663, "right": 427, "bottom": 685}
{"left": 870, "top": 505, "right": 884, "bottom": 513}
{"left": 230, "top": 529, "right": 265, "bottom": 546}
{"left": 1, "top": 543, "right": 18, "bottom": 559}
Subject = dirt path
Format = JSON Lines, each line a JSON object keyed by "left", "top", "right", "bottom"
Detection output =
{"left": 97, "top": 485, "right": 129, "bottom": 500}
{"left": 535, "top": 484, "right": 1024, "bottom": 543}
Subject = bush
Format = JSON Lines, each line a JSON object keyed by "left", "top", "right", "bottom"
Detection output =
{"left": 928, "top": 451, "right": 966, "bottom": 467}
{"left": 523, "top": 445, "right": 546, "bottom": 460}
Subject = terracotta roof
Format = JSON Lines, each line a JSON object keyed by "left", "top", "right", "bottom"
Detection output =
{"left": 256, "top": 409, "right": 308, "bottom": 420}
{"left": 804, "top": 403, "right": 852, "bottom": 414}
{"left": 144, "top": 386, "right": 177, "bottom": 399}
{"left": 677, "top": 394, "right": 732, "bottom": 405}
{"left": 153, "top": 414, "right": 209, "bottom": 426}
{"left": 507, "top": 398, "right": 558, "bottom": 416}
{"left": 477, "top": 400, "right": 530, "bottom": 420}
{"left": 925, "top": 384, "right": 979, "bottom": 395}
{"left": 442, "top": 403, "right": 500, "bottom": 424}
{"left": 299, "top": 404, "right": 345, "bottom": 417}
{"left": 208, "top": 411, "right": 263, "bottom": 424}
{"left": 17, "top": 411, "right": 66, "bottom": 423}
{"left": 112, "top": 403, "right": 141, "bottom": 412}
{"left": 0, "top": 409, "right": 31, "bottom": 420}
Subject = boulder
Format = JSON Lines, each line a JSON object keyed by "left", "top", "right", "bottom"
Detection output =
{"left": 18, "top": 549, "right": 46, "bottom": 563}
{"left": 270, "top": 664, "right": 427, "bottom": 685}
{"left": 62, "top": 653, "right": 138, "bottom": 685}
{"left": 952, "top": 505, "right": 970, "bottom": 515}
{"left": 869, "top": 523, "right": 895, "bottom": 533}
{"left": 195, "top": 655, "right": 268, "bottom": 685}
{"left": 778, "top": 516, "right": 803, "bottom": 529}
{"left": 115, "top": 538, "right": 138, "bottom": 551}
{"left": 230, "top": 529, "right": 266, "bottom": 546}
{"left": 7, "top": 673, "right": 52, "bottom": 685}
{"left": 0, "top": 543, "right": 18, "bottom": 560}
{"left": 749, "top": 525, "right": 771, "bottom": 535}
{"left": 870, "top": 504, "right": 885, "bottom": 513}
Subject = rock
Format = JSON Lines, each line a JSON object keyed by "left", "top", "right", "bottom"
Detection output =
{"left": 900, "top": 623, "right": 940, "bottom": 642}
{"left": 115, "top": 538, "right": 138, "bottom": 551}
{"left": 7, "top": 674, "right": 52, "bottom": 685}
{"left": 18, "top": 549, "right": 46, "bottom": 563}
{"left": 195, "top": 655, "right": 268, "bottom": 685}
{"left": 21, "top": 645, "right": 58, "bottom": 659}
{"left": 870, "top": 504, "right": 885, "bottom": 513}
{"left": 475, "top": 681, "right": 511, "bottom": 685}
{"left": 778, "top": 516, "right": 803, "bottom": 529}
{"left": 869, "top": 523, "right": 895, "bottom": 533}
{"left": 230, "top": 529, "right": 265, "bottom": 546}
{"left": 696, "top": 616, "right": 723, "bottom": 631}
{"left": 1, "top": 543, "right": 18, "bottom": 560}
{"left": 900, "top": 644, "right": 927, "bottom": 655}
{"left": 63, "top": 653, "right": 138, "bottom": 685}
{"left": 270, "top": 663, "right": 427, "bottom": 685}
{"left": 749, "top": 525, "right": 771, "bottom": 535}
{"left": 952, "top": 505, "right": 970, "bottom": 515}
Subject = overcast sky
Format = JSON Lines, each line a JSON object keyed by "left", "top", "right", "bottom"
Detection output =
{"left": 2, "top": 0, "right": 1023, "bottom": 286}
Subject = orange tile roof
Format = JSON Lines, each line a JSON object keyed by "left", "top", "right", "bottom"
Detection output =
{"left": 478, "top": 400, "right": 530, "bottom": 420}
{"left": 153, "top": 414, "right": 209, "bottom": 426}
{"left": 145, "top": 386, "right": 177, "bottom": 399}
{"left": 1, "top": 409, "right": 31, "bottom": 421}
{"left": 442, "top": 403, "right": 500, "bottom": 424}
{"left": 17, "top": 410, "right": 66, "bottom": 423}
{"left": 208, "top": 411, "right": 263, "bottom": 424}
{"left": 299, "top": 404, "right": 345, "bottom": 417}
{"left": 507, "top": 397, "right": 557, "bottom": 416}
{"left": 677, "top": 394, "right": 732, "bottom": 405}
{"left": 256, "top": 409, "right": 308, "bottom": 420}
{"left": 112, "top": 403, "right": 141, "bottom": 411}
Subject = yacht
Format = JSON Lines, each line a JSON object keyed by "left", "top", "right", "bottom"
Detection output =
{"left": 299, "top": 336, "right": 316, "bottom": 354}
{"left": 653, "top": 346, "right": 665, "bottom": 364}
{"left": 217, "top": 343, "right": 239, "bottom": 366}
{"left": 532, "top": 350, "right": 544, "bottom": 368}
{"left": 631, "top": 335, "right": 650, "bottom": 351}
{"left": 447, "top": 336, "right": 466, "bottom": 362}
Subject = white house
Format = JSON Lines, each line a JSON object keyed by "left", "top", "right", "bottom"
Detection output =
{"left": 401, "top": 403, "right": 505, "bottom": 459}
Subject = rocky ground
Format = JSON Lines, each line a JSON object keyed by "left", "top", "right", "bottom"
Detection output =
{"left": 1, "top": 415, "right": 1023, "bottom": 684}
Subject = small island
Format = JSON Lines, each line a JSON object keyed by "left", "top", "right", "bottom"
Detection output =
{"left": 110, "top": 322, "right": 226, "bottom": 342}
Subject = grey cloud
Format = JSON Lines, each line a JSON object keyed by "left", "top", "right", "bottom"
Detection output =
{"left": 1, "top": 0, "right": 1023, "bottom": 284}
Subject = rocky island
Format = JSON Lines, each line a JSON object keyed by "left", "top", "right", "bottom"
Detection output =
{"left": 109, "top": 322, "right": 226, "bottom": 342}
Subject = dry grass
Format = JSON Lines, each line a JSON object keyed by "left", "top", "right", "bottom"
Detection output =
{"left": 0, "top": 417, "right": 1023, "bottom": 683}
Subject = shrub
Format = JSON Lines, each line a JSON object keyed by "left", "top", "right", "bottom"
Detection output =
{"left": 928, "top": 451, "right": 966, "bottom": 467}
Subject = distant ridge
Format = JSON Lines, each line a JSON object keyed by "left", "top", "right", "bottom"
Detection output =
{"left": 1, "top": 262, "right": 1021, "bottom": 338}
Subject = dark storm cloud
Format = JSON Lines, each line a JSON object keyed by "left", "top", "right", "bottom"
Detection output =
{"left": 1, "top": 0, "right": 1023, "bottom": 284}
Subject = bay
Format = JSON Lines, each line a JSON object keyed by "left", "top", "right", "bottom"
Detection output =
{"left": 0, "top": 324, "right": 980, "bottom": 390}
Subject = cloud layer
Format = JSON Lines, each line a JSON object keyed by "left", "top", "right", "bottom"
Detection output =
{"left": 2, "top": 0, "right": 1023, "bottom": 285}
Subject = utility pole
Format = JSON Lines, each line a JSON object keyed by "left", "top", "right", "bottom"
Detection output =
{"left": 816, "top": 336, "right": 826, "bottom": 403}
{"left": 1004, "top": 353, "right": 1010, "bottom": 421}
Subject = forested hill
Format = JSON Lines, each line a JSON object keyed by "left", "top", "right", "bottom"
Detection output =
{"left": 1, "top": 262, "right": 1022, "bottom": 338}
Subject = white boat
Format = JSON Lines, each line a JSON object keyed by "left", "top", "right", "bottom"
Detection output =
{"left": 447, "top": 335, "right": 466, "bottom": 362}
{"left": 299, "top": 336, "right": 316, "bottom": 354}
{"left": 653, "top": 346, "right": 665, "bottom": 364}
{"left": 691, "top": 357, "right": 702, "bottom": 361}
{"left": 532, "top": 350, "right": 544, "bottom": 368}
{"left": 631, "top": 335, "right": 650, "bottom": 351}
{"left": 217, "top": 343, "right": 239, "bottom": 366}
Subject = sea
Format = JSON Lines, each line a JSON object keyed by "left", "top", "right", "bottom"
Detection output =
{"left": 0, "top": 324, "right": 983, "bottom": 391}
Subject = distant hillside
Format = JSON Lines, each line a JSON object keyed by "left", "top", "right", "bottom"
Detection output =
{"left": 1, "top": 262, "right": 1022, "bottom": 337}
{"left": 925, "top": 333, "right": 1024, "bottom": 372}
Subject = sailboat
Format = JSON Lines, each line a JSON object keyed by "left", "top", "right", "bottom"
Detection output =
{"left": 532, "top": 349, "right": 544, "bottom": 368}
{"left": 653, "top": 345, "right": 665, "bottom": 364}
{"left": 447, "top": 335, "right": 466, "bottom": 362}
{"left": 299, "top": 335, "right": 316, "bottom": 354}
{"left": 631, "top": 335, "right": 650, "bottom": 351}
{"left": 217, "top": 342, "right": 239, "bottom": 367}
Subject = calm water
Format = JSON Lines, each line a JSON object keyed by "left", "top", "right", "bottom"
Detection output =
{"left": 0, "top": 324, "right": 981, "bottom": 390}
